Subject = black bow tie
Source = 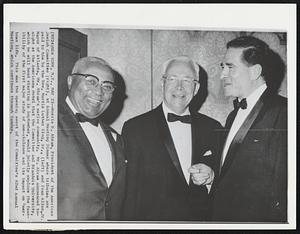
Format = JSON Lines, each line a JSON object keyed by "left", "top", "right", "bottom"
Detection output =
{"left": 167, "top": 113, "right": 191, "bottom": 124}
{"left": 233, "top": 98, "right": 247, "bottom": 110}
{"left": 75, "top": 113, "right": 99, "bottom": 126}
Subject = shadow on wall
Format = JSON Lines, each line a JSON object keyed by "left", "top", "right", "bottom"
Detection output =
{"left": 189, "top": 64, "right": 208, "bottom": 113}
{"left": 100, "top": 69, "right": 127, "bottom": 125}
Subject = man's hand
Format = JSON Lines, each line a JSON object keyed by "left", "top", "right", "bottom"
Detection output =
{"left": 188, "top": 163, "right": 215, "bottom": 186}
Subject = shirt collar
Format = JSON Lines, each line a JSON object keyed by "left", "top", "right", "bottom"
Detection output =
{"left": 66, "top": 96, "right": 78, "bottom": 115}
{"left": 162, "top": 102, "right": 190, "bottom": 121}
{"left": 241, "top": 83, "right": 267, "bottom": 111}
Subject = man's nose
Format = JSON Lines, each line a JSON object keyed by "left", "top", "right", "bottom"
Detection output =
{"left": 175, "top": 79, "right": 184, "bottom": 89}
{"left": 220, "top": 67, "right": 228, "bottom": 80}
{"left": 93, "top": 84, "right": 104, "bottom": 95}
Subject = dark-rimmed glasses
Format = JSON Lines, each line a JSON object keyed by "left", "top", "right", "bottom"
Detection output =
{"left": 71, "top": 73, "right": 116, "bottom": 93}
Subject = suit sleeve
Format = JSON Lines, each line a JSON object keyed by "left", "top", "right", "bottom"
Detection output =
{"left": 206, "top": 121, "right": 224, "bottom": 176}
{"left": 268, "top": 105, "right": 287, "bottom": 221}
{"left": 121, "top": 121, "right": 140, "bottom": 220}
{"left": 209, "top": 120, "right": 225, "bottom": 192}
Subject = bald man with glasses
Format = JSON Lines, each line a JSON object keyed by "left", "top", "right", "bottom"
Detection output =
{"left": 122, "top": 56, "right": 222, "bottom": 221}
{"left": 57, "top": 56, "right": 126, "bottom": 220}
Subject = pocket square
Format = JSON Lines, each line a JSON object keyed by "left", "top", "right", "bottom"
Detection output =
{"left": 203, "top": 150, "right": 212, "bottom": 156}
{"left": 253, "top": 139, "right": 259, "bottom": 143}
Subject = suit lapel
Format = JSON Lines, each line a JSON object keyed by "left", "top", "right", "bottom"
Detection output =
{"left": 101, "top": 123, "right": 125, "bottom": 186}
{"left": 189, "top": 114, "right": 207, "bottom": 186}
{"left": 154, "top": 105, "right": 186, "bottom": 184}
{"left": 220, "top": 93, "right": 265, "bottom": 178}
{"left": 59, "top": 103, "right": 107, "bottom": 186}
{"left": 191, "top": 113, "right": 204, "bottom": 165}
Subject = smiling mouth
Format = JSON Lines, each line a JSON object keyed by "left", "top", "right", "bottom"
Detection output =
{"left": 87, "top": 97, "right": 102, "bottom": 106}
{"left": 173, "top": 94, "right": 185, "bottom": 99}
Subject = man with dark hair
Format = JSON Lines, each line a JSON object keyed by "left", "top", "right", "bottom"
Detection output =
{"left": 122, "top": 56, "right": 222, "bottom": 221}
{"left": 226, "top": 36, "right": 285, "bottom": 94}
{"left": 191, "top": 36, "right": 287, "bottom": 222}
{"left": 57, "top": 57, "right": 126, "bottom": 220}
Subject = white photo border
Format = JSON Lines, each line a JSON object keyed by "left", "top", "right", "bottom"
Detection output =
{"left": 3, "top": 3, "right": 297, "bottom": 230}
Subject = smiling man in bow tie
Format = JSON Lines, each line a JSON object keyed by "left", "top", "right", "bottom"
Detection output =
{"left": 193, "top": 36, "right": 287, "bottom": 222}
{"left": 57, "top": 57, "right": 126, "bottom": 220}
{"left": 122, "top": 56, "right": 222, "bottom": 221}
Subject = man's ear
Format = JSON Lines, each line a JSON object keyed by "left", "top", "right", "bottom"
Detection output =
{"left": 161, "top": 77, "right": 165, "bottom": 90}
{"left": 67, "top": 75, "right": 73, "bottom": 90}
{"left": 250, "top": 64, "right": 262, "bottom": 80}
{"left": 193, "top": 83, "right": 200, "bottom": 96}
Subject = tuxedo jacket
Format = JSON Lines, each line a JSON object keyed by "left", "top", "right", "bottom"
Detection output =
{"left": 121, "top": 104, "right": 222, "bottom": 221}
{"left": 57, "top": 102, "right": 126, "bottom": 220}
{"left": 211, "top": 91, "right": 287, "bottom": 222}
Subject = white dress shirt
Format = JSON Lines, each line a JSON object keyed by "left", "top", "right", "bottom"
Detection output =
{"left": 66, "top": 97, "right": 113, "bottom": 186}
{"left": 163, "top": 103, "right": 192, "bottom": 184}
{"left": 221, "top": 83, "right": 267, "bottom": 166}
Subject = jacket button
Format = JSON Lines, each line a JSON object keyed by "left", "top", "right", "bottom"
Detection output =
{"left": 105, "top": 201, "right": 109, "bottom": 207}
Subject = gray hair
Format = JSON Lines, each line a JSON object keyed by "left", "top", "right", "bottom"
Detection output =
{"left": 71, "top": 56, "right": 113, "bottom": 74}
{"left": 161, "top": 56, "right": 200, "bottom": 80}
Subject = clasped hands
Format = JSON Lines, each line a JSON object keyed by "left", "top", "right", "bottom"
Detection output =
{"left": 188, "top": 163, "right": 214, "bottom": 186}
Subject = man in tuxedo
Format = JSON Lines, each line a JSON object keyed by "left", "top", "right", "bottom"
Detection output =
{"left": 122, "top": 56, "right": 222, "bottom": 221}
{"left": 57, "top": 57, "right": 126, "bottom": 220}
{"left": 191, "top": 36, "right": 287, "bottom": 222}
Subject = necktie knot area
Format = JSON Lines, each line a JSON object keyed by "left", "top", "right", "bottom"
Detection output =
{"left": 75, "top": 113, "right": 99, "bottom": 126}
{"left": 233, "top": 98, "right": 247, "bottom": 110}
{"left": 167, "top": 113, "right": 191, "bottom": 124}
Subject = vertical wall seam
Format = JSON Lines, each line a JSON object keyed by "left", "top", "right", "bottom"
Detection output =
{"left": 150, "top": 29, "right": 153, "bottom": 110}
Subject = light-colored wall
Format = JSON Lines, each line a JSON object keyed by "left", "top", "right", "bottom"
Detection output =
{"left": 76, "top": 28, "right": 287, "bottom": 133}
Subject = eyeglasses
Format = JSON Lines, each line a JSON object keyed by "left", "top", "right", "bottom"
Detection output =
{"left": 71, "top": 73, "right": 116, "bottom": 93}
{"left": 162, "top": 75, "right": 199, "bottom": 86}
